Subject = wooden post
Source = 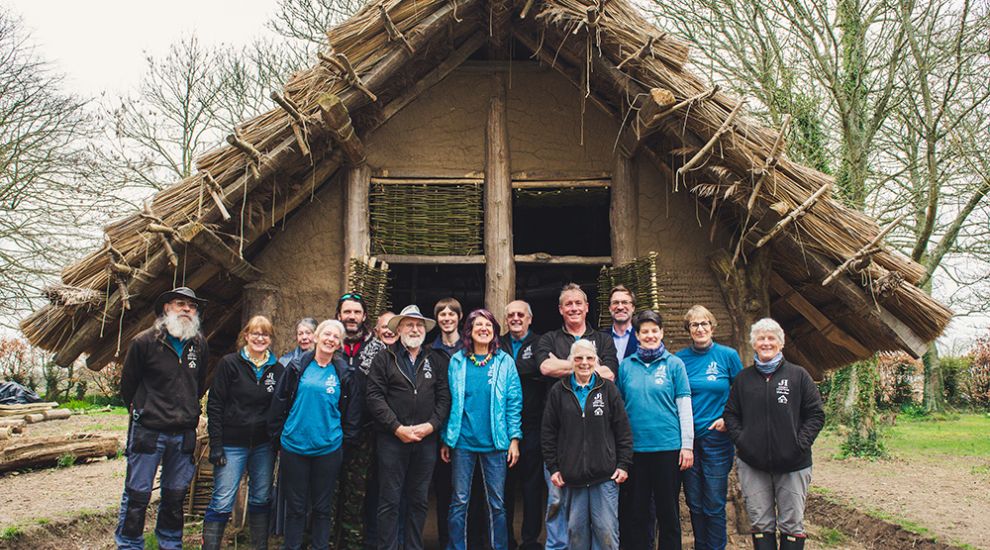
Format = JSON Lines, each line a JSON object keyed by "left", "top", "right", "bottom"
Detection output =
{"left": 484, "top": 75, "right": 514, "bottom": 317}
{"left": 611, "top": 154, "right": 638, "bottom": 266}
{"left": 242, "top": 282, "right": 279, "bottom": 326}
{"left": 344, "top": 165, "right": 372, "bottom": 283}
{"left": 708, "top": 247, "right": 771, "bottom": 360}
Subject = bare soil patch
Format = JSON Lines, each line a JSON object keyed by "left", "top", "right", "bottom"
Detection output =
{"left": 811, "top": 431, "right": 990, "bottom": 549}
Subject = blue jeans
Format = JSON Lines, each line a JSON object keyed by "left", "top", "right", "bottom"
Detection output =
{"left": 205, "top": 444, "right": 275, "bottom": 520}
{"left": 543, "top": 465, "right": 568, "bottom": 550}
{"left": 565, "top": 480, "right": 620, "bottom": 550}
{"left": 447, "top": 448, "right": 507, "bottom": 550}
{"left": 682, "top": 432, "right": 734, "bottom": 550}
{"left": 115, "top": 426, "right": 195, "bottom": 550}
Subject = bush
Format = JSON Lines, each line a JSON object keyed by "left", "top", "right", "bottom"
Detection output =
{"left": 0, "top": 337, "right": 45, "bottom": 391}
{"left": 876, "top": 352, "right": 921, "bottom": 409}
{"left": 967, "top": 335, "right": 990, "bottom": 410}
{"left": 940, "top": 355, "right": 971, "bottom": 407}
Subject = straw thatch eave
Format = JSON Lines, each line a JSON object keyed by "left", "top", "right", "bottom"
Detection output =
{"left": 19, "top": 0, "right": 950, "bottom": 374}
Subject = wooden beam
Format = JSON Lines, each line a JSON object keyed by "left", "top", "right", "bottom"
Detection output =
{"left": 769, "top": 272, "right": 872, "bottom": 357}
{"left": 512, "top": 179, "right": 610, "bottom": 189}
{"left": 484, "top": 74, "right": 515, "bottom": 317}
{"left": 318, "top": 94, "right": 366, "bottom": 166}
{"left": 708, "top": 247, "right": 772, "bottom": 360}
{"left": 610, "top": 153, "right": 638, "bottom": 266}
{"left": 378, "top": 254, "right": 486, "bottom": 264}
{"left": 177, "top": 222, "right": 262, "bottom": 282}
{"left": 514, "top": 254, "right": 611, "bottom": 265}
{"left": 344, "top": 164, "right": 371, "bottom": 282}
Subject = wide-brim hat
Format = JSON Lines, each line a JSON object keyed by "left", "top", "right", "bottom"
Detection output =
{"left": 154, "top": 287, "right": 208, "bottom": 316}
{"left": 387, "top": 305, "right": 436, "bottom": 333}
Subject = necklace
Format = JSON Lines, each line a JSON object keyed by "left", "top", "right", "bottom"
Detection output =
{"left": 469, "top": 352, "right": 493, "bottom": 367}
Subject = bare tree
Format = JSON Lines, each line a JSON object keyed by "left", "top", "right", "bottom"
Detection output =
{"left": 0, "top": 9, "right": 113, "bottom": 324}
{"left": 268, "top": 0, "right": 366, "bottom": 51}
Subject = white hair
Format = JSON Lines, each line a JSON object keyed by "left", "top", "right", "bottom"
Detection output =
{"left": 568, "top": 338, "right": 599, "bottom": 361}
{"left": 315, "top": 319, "right": 345, "bottom": 340}
{"left": 156, "top": 311, "right": 201, "bottom": 341}
{"left": 504, "top": 300, "right": 533, "bottom": 317}
{"left": 749, "top": 318, "right": 785, "bottom": 347}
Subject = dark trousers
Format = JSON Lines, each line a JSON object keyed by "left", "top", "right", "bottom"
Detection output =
{"left": 334, "top": 431, "right": 376, "bottom": 549}
{"left": 629, "top": 451, "right": 682, "bottom": 550}
{"left": 505, "top": 427, "right": 545, "bottom": 549}
{"left": 434, "top": 447, "right": 491, "bottom": 549}
{"left": 281, "top": 447, "right": 343, "bottom": 550}
{"left": 377, "top": 433, "right": 437, "bottom": 550}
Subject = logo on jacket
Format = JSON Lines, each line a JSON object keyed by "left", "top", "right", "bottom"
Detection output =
{"left": 326, "top": 374, "right": 339, "bottom": 395}
{"left": 521, "top": 346, "right": 533, "bottom": 360}
{"left": 776, "top": 379, "right": 790, "bottom": 404}
{"left": 653, "top": 365, "right": 667, "bottom": 385}
{"left": 264, "top": 372, "right": 277, "bottom": 393}
{"left": 594, "top": 407, "right": 604, "bottom": 416}
{"left": 423, "top": 358, "right": 433, "bottom": 379}
{"left": 592, "top": 393, "right": 605, "bottom": 408}
{"left": 187, "top": 345, "right": 198, "bottom": 369}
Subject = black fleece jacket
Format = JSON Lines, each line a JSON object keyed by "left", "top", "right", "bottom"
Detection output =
{"left": 534, "top": 326, "right": 619, "bottom": 398}
{"left": 120, "top": 325, "right": 209, "bottom": 431}
{"left": 723, "top": 360, "right": 825, "bottom": 473}
{"left": 267, "top": 350, "right": 362, "bottom": 449}
{"left": 542, "top": 376, "right": 633, "bottom": 486}
{"left": 366, "top": 342, "right": 450, "bottom": 435}
{"left": 500, "top": 331, "right": 544, "bottom": 431}
{"left": 207, "top": 351, "right": 284, "bottom": 448}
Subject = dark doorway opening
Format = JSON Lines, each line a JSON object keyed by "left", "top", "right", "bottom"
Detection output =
{"left": 515, "top": 264, "right": 605, "bottom": 334}
{"left": 512, "top": 187, "right": 611, "bottom": 256}
{"left": 389, "top": 264, "right": 486, "bottom": 340}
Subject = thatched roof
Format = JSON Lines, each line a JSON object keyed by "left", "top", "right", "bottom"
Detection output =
{"left": 20, "top": 0, "right": 952, "bottom": 376}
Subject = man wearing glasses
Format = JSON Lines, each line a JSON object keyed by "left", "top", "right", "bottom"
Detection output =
{"left": 115, "top": 287, "right": 210, "bottom": 550}
{"left": 603, "top": 285, "right": 638, "bottom": 364}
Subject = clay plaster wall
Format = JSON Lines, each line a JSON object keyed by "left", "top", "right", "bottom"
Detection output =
{"left": 253, "top": 176, "right": 346, "bottom": 351}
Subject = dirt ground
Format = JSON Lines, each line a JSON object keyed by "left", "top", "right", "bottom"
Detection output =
{"left": 0, "top": 413, "right": 980, "bottom": 549}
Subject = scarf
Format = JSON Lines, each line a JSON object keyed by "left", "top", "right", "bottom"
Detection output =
{"left": 637, "top": 341, "right": 666, "bottom": 363}
{"left": 754, "top": 352, "right": 784, "bottom": 375}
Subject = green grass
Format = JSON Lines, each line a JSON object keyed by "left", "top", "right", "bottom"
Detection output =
{"left": 0, "top": 526, "right": 22, "bottom": 540}
{"left": 56, "top": 453, "right": 77, "bottom": 468}
{"left": 815, "top": 526, "right": 845, "bottom": 546}
{"left": 884, "top": 413, "right": 990, "bottom": 458}
{"left": 35, "top": 518, "right": 49, "bottom": 526}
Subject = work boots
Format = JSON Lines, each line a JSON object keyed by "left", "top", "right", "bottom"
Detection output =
{"left": 779, "top": 533, "right": 807, "bottom": 549}
{"left": 751, "top": 531, "right": 777, "bottom": 550}
{"left": 248, "top": 512, "right": 270, "bottom": 550}
{"left": 201, "top": 520, "right": 226, "bottom": 550}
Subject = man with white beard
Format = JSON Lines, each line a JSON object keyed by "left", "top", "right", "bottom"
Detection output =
{"left": 366, "top": 305, "right": 451, "bottom": 550}
{"left": 115, "top": 287, "right": 210, "bottom": 550}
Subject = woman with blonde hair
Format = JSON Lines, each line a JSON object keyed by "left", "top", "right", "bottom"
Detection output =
{"left": 204, "top": 315, "right": 284, "bottom": 549}
{"left": 675, "top": 306, "right": 743, "bottom": 550}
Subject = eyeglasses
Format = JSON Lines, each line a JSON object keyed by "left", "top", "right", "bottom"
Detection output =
{"left": 689, "top": 321, "right": 712, "bottom": 329}
{"left": 248, "top": 332, "right": 271, "bottom": 340}
{"left": 610, "top": 300, "right": 633, "bottom": 306}
{"left": 339, "top": 292, "right": 363, "bottom": 302}
{"left": 171, "top": 299, "right": 199, "bottom": 310}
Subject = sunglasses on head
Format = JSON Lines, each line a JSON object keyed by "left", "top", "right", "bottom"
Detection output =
{"left": 339, "top": 292, "right": 363, "bottom": 302}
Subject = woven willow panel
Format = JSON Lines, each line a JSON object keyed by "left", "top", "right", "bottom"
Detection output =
{"left": 346, "top": 257, "right": 392, "bottom": 320}
{"left": 369, "top": 182, "right": 483, "bottom": 255}
{"left": 597, "top": 252, "right": 663, "bottom": 327}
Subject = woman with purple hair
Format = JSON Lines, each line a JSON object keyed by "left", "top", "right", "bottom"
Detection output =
{"left": 441, "top": 308, "right": 523, "bottom": 550}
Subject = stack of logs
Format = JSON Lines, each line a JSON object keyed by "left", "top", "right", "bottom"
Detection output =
{"left": 0, "top": 402, "right": 121, "bottom": 472}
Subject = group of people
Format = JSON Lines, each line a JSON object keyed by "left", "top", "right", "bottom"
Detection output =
{"left": 114, "top": 282, "right": 825, "bottom": 550}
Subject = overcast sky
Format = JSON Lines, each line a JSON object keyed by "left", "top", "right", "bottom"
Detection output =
{"left": 3, "top": 0, "right": 278, "bottom": 97}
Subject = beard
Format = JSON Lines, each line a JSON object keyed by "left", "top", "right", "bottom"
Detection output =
{"left": 156, "top": 311, "right": 201, "bottom": 341}
{"left": 400, "top": 333, "right": 425, "bottom": 349}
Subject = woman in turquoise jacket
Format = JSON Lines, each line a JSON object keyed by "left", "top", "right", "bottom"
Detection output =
{"left": 441, "top": 308, "right": 523, "bottom": 550}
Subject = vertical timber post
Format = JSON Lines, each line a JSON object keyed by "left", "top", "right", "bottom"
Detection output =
{"left": 611, "top": 153, "right": 638, "bottom": 266}
{"left": 242, "top": 282, "right": 280, "bottom": 325}
{"left": 343, "top": 164, "right": 371, "bottom": 287}
{"left": 484, "top": 74, "right": 514, "bottom": 317}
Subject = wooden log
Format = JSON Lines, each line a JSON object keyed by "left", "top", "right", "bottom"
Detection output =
{"left": 42, "top": 408, "right": 72, "bottom": 421}
{"left": 611, "top": 153, "right": 638, "bottom": 266}
{"left": 318, "top": 94, "right": 366, "bottom": 166}
{"left": 753, "top": 182, "right": 830, "bottom": 249}
{"left": 514, "top": 254, "right": 611, "bottom": 265}
{"left": 344, "top": 165, "right": 372, "bottom": 283}
{"left": 676, "top": 100, "right": 746, "bottom": 181}
{"left": 270, "top": 91, "right": 312, "bottom": 157}
{"left": 176, "top": 222, "right": 263, "bottom": 282}
{"left": 822, "top": 213, "right": 907, "bottom": 286}
{"left": 0, "top": 434, "right": 120, "bottom": 472}
{"left": 484, "top": 74, "right": 515, "bottom": 317}
{"left": 0, "top": 418, "right": 27, "bottom": 429}
{"left": 378, "top": 254, "right": 486, "bottom": 264}
{"left": 23, "top": 414, "right": 46, "bottom": 424}
{"left": 708, "top": 247, "right": 771, "bottom": 360}
{"left": 226, "top": 131, "right": 263, "bottom": 179}
{"left": 242, "top": 283, "right": 280, "bottom": 327}
{"left": 512, "top": 179, "right": 611, "bottom": 189}
{"left": 0, "top": 402, "right": 58, "bottom": 413}
{"left": 0, "top": 426, "right": 12, "bottom": 440}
